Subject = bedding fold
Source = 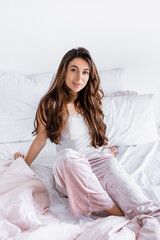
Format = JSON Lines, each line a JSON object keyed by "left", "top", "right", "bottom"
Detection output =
{"left": 0, "top": 158, "right": 50, "bottom": 230}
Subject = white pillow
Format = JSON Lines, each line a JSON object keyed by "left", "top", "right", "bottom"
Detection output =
{"left": 27, "top": 72, "right": 55, "bottom": 86}
{"left": 99, "top": 68, "right": 126, "bottom": 94}
{"left": 28, "top": 69, "right": 126, "bottom": 93}
{"left": 0, "top": 71, "right": 54, "bottom": 143}
{"left": 29, "top": 69, "right": 126, "bottom": 94}
{"left": 0, "top": 69, "right": 126, "bottom": 143}
{"left": 105, "top": 90, "right": 137, "bottom": 97}
{"left": 102, "top": 94, "right": 159, "bottom": 146}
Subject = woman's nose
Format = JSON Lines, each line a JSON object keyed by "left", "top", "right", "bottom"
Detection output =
{"left": 77, "top": 72, "right": 83, "bottom": 81}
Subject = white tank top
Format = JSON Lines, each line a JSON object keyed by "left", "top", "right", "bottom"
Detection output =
{"left": 56, "top": 114, "right": 95, "bottom": 154}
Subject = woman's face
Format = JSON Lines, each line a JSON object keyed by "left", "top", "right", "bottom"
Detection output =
{"left": 65, "top": 57, "right": 90, "bottom": 95}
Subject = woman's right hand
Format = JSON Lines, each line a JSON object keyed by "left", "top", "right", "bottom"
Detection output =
{"left": 109, "top": 146, "right": 119, "bottom": 157}
{"left": 14, "top": 152, "right": 26, "bottom": 160}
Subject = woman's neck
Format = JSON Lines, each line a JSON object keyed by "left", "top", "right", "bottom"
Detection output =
{"left": 67, "top": 102, "right": 79, "bottom": 115}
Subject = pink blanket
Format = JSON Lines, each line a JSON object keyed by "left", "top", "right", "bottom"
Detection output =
{"left": 0, "top": 159, "right": 49, "bottom": 233}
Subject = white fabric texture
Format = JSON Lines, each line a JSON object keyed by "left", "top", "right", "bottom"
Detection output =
{"left": 99, "top": 68, "right": 126, "bottom": 94}
{"left": 56, "top": 114, "right": 95, "bottom": 154}
{"left": 0, "top": 71, "right": 54, "bottom": 143}
{"left": 103, "top": 94, "right": 159, "bottom": 146}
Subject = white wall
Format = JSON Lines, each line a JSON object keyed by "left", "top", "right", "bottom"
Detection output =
{"left": 0, "top": 0, "right": 160, "bottom": 122}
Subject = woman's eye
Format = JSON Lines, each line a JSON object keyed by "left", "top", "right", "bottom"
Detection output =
{"left": 71, "top": 68, "right": 77, "bottom": 72}
{"left": 83, "top": 71, "right": 89, "bottom": 75}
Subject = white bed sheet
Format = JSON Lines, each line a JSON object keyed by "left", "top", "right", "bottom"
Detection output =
{"left": 1, "top": 140, "right": 160, "bottom": 239}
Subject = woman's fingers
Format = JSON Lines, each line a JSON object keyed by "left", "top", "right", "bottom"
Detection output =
{"left": 14, "top": 152, "right": 25, "bottom": 160}
{"left": 109, "top": 146, "right": 119, "bottom": 157}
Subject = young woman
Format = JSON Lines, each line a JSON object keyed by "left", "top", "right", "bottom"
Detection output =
{"left": 15, "top": 47, "right": 160, "bottom": 220}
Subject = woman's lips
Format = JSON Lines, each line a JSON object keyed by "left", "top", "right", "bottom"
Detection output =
{"left": 73, "top": 82, "right": 82, "bottom": 87}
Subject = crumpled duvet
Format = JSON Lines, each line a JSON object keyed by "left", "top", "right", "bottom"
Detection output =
{"left": 0, "top": 158, "right": 50, "bottom": 231}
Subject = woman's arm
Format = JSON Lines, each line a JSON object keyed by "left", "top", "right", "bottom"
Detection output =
{"left": 24, "top": 132, "right": 47, "bottom": 166}
{"left": 14, "top": 114, "right": 47, "bottom": 166}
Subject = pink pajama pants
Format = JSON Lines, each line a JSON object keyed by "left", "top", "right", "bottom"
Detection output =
{"left": 53, "top": 147, "right": 160, "bottom": 219}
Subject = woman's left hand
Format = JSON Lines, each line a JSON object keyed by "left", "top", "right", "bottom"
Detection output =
{"left": 109, "top": 146, "right": 119, "bottom": 157}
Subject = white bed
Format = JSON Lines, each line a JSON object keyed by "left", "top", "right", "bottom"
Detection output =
{"left": 0, "top": 70, "right": 160, "bottom": 240}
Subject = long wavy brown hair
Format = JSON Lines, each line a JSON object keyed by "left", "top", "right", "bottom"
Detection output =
{"left": 33, "top": 47, "right": 108, "bottom": 147}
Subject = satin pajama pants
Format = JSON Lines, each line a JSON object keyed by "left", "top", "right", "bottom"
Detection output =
{"left": 53, "top": 147, "right": 160, "bottom": 220}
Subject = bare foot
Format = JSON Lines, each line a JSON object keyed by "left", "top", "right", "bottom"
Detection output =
{"left": 109, "top": 146, "right": 119, "bottom": 157}
{"left": 105, "top": 205, "right": 124, "bottom": 216}
{"left": 14, "top": 152, "right": 26, "bottom": 160}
